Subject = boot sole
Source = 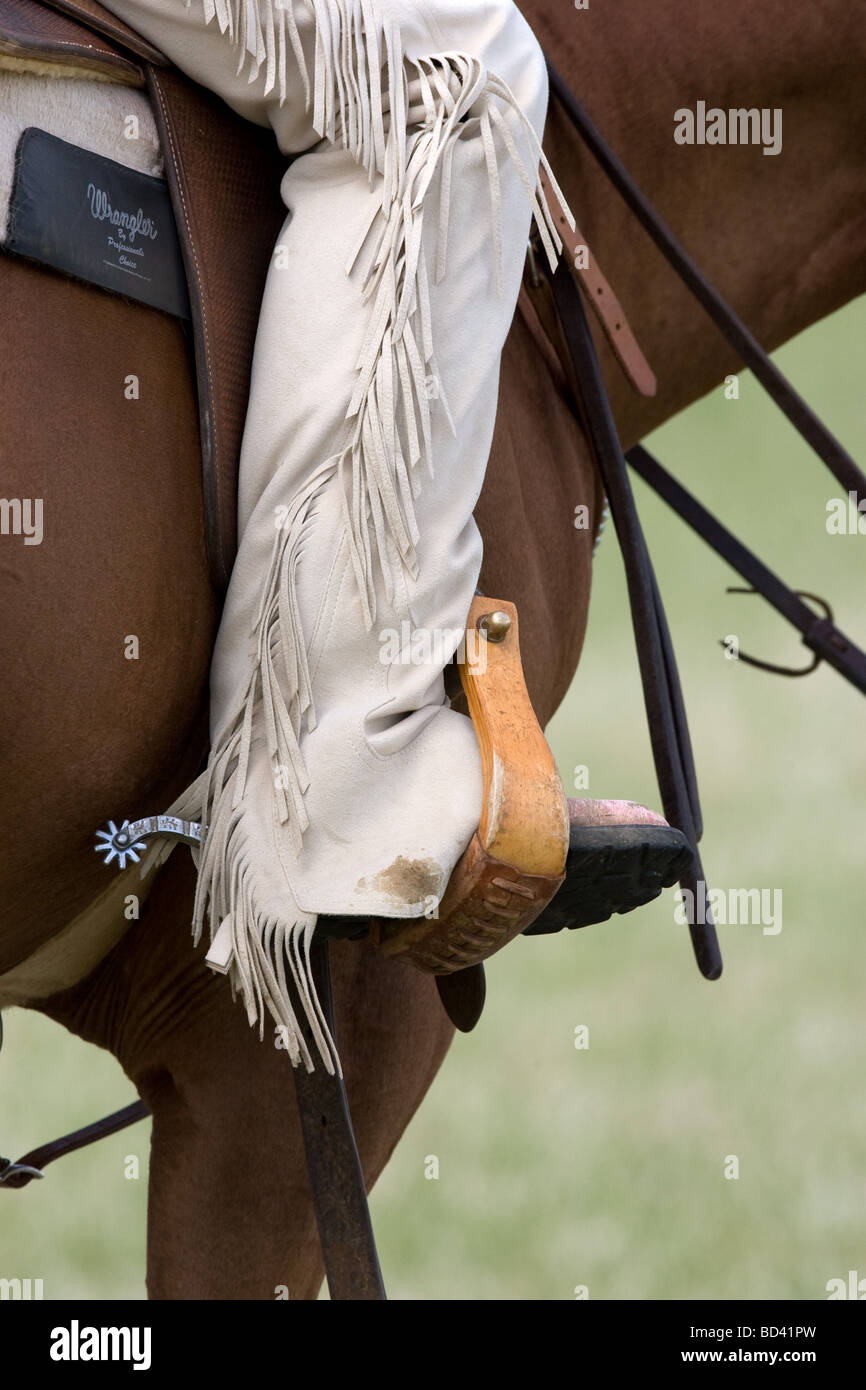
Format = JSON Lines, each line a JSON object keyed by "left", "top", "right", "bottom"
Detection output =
{"left": 525, "top": 823, "right": 693, "bottom": 935}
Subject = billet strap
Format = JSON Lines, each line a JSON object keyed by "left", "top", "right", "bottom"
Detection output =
{"left": 627, "top": 446, "right": 866, "bottom": 696}
{"left": 546, "top": 59, "right": 866, "bottom": 502}
{"left": 539, "top": 167, "right": 656, "bottom": 399}
{"left": 550, "top": 262, "right": 722, "bottom": 981}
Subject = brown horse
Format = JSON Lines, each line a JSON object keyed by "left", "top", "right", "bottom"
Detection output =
{"left": 2, "top": 0, "right": 865, "bottom": 1296}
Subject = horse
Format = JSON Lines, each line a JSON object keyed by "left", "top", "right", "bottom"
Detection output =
{"left": 2, "top": 0, "right": 865, "bottom": 1296}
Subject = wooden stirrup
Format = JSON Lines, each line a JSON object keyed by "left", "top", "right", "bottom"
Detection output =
{"left": 370, "top": 596, "right": 569, "bottom": 973}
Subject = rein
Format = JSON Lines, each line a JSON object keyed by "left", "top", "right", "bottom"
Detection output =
{"left": 531, "top": 58, "right": 866, "bottom": 986}
{"left": 545, "top": 59, "right": 866, "bottom": 697}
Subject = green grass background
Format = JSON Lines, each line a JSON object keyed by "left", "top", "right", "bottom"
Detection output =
{"left": 2, "top": 299, "right": 864, "bottom": 1301}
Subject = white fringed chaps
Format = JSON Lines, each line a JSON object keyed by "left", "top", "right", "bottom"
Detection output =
{"left": 103, "top": 0, "right": 574, "bottom": 1071}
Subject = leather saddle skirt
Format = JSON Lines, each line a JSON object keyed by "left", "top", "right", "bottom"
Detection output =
{"left": 0, "top": 0, "right": 287, "bottom": 594}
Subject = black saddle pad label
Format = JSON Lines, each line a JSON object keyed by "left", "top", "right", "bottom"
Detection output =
{"left": 6, "top": 127, "right": 189, "bottom": 319}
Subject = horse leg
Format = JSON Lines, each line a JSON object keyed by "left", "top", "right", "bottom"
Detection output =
{"left": 35, "top": 848, "right": 453, "bottom": 1299}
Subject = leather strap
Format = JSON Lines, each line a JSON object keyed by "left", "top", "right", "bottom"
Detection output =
{"left": 289, "top": 942, "right": 386, "bottom": 1300}
{"left": 539, "top": 166, "right": 656, "bottom": 398}
{"left": 0, "top": 0, "right": 144, "bottom": 81}
{"left": 546, "top": 59, "right": 866, "bottom": 502}
{"left": 627, "top": 446, "right": 866, "bottom": 695}
{"left": 144, "top": 61, "right": 286, "bottom": 591}
{"left": 550, "top": 263, "right": 722, "bottom": 980}
{"left": 541, "top": 57, "right": 865, "bottom": 984}
{"left": 435, "top": 964, "right": 486, "bottom": 1032}
{"left": 0, "top": 1101, "right": 148, "bottom": 1188}
{"left": 44, "top": 0, "right": 166, "bottom": 64}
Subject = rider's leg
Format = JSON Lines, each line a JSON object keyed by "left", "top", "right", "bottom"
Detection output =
{"left": 103, "top": 0, "right": 568, "bottom": 1063}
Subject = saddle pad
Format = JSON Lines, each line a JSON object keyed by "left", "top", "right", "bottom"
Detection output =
{"left": 6, "top": 124, "right": 187, "bottom": 314}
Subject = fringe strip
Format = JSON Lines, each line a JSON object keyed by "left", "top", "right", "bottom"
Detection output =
{"left": 170, "top": 463, "right": 340, "bottom": 1073}
{"left": 175, "top": 0, "right": 574, "bottom": 1068}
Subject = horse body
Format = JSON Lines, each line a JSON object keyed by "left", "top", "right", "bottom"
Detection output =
{"left": 1, "top": 0, "right": 864, "bottom": 1295}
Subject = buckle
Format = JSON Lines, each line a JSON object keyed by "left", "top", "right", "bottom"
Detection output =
{"left": 0, "top": 1157, "right": 44, "bottom": 1189}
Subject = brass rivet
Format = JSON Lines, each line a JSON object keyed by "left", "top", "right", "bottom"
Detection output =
{"left": 478, "top": 610, "right": 512, "bottom": 643}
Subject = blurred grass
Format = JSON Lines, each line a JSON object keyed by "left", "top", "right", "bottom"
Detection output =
{"left": 2, "top": 298, "right": 865, "bottom": 1301}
